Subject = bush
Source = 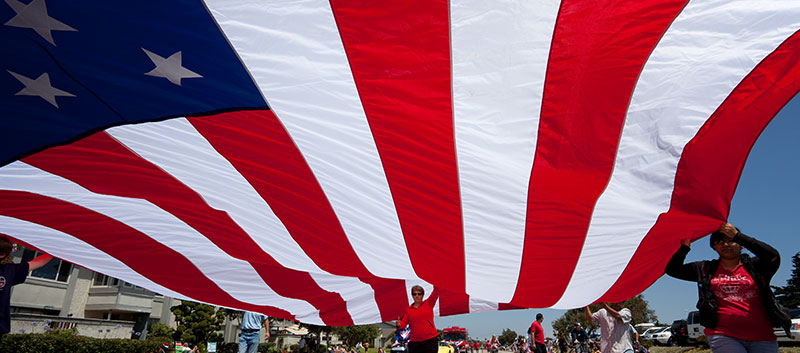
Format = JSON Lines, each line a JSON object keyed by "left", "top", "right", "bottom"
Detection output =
{"left": 260, "top": 342, "right": 280, "bottom": 353}
{"left": 149, "top": 323, "right": 176, "bottom": 340}
{"left": 0, "top": 333, "right": 161, "bottom": 353}
{"left": 214, "top": 342, "right": 239, "bottom": 353}
{"left": 290, "top": 343, "right": 300, "bottom": 352}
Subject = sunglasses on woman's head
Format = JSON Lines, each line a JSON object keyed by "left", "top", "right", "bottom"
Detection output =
{"left": 412, "top": 292, "right": 423, "bottom": 296}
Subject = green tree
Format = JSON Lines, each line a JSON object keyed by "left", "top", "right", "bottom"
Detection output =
{"left": 171, "top": 301, "right": 226, "bottom": 346}
{"left": 148, "top": 322, "right": 176, "bottom": 342}
{"left": 497, "top": 328, "right": 517, "bottom": 346}
{"left": 225, "top": 308, "right": 244, "bottom": 322}
{"left": 552, "top": 295, "right": 657, "bottom": 336}
{"left": 773, "top": 252, "right": 800, "bottom": 308}
{"left": 332, "top": 325, "right": 380, "bottom": 347}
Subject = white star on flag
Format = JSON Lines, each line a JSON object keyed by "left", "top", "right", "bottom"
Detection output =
{"left": 7, "top": 70, "right": 76, "bottom": 108}
{"left": 142, "top": 48, "right": 203, "bottom": 86}
{"left": 4, "top": 0, "right": 77, "bottom": 46}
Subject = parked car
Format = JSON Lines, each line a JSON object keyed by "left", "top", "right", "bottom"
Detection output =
{"left": 643, "top": 327, "right": 671, "bottom": 345}
{"left": 641, "top": 327, "right": 665, "bottom": 341}
{"left": 774, "top": 308, "right": 800, "bottom": 344}
{"left": 669, "top": 320, "right": 688, "bottom": 346}
{"left": 438, "top": 342, "right": 456, "bottom": 353}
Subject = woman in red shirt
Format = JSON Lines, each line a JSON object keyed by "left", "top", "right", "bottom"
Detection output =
{"left": 397, "top": 285, "right": 440, "bottom": 353}
{"left": 665, "top": 223, "right": 791, "bottom": 353}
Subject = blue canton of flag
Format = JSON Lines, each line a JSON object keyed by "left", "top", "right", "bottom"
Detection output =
{"left": 1, "top": 0, "right": 266, "bottom": 165}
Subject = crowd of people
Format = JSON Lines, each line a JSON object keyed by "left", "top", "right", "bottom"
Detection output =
{"left": 329, "top": 342, "right": 374, "bottom": 353}
{"left": 1, "top": 220, "right": 792, "bottom": 353}
{"left": 390, "top": 223, "right": 791, "bottom": 353}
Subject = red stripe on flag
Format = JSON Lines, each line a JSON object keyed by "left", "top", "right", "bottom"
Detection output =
{"left": 497, "top": 303, "right": 525, "bottom": 311}
{"left": 512, "top": 0, "right": 688, "bottom": 307}
{"left": 188, "top": 110, "right": 407, "bottom": 322}
{"left": 188, "top": 111, "right": 370, "bottom": 278}
{"left": 439, "top": 291, "right": 470, "bottom": 316}
{"left": 23, "top": 132, "right": 353, "bottom": 325}
{"left": 0, "top": 190, "right": 294, "bottom": 320}
{"left": 365, "top": 278, "right": 411, "bottom": 322}
{"left": 598, "top": 30, "right": 800, "bottom": 302}
{"left": 329, "top": 0, "right": 469, "bottom": 314}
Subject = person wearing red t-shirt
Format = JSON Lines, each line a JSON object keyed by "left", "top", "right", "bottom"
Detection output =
{"left": 396, "top": 285, "right": 440, "bottom": 353}
{"left": 665, "top": 223, "right": 792, "bottom": 353}
{"left": 529, "top": 313, "right": 545, "bottom": 353}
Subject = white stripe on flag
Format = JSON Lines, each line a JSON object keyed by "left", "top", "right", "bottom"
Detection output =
{"left": 0, "top": 215, "right": 188, "bottom": 301}
{"left": 451, "top": 0, "right": 561, "bottom": 302}
{"left": 111, "top": 119, "right": 391, "bottom": 324}
{"left": 468, "top": 297, "right": 499, "bottom": 313}
{"left": 205, "top": 0, "right": 418, "bottom": 280}
{"left": 553, "top": 0, "right": 800, "bottom": 308}
{"left": 307, "top": 273, "right": 382, "bottom": 325}
{"left": 108, "top": 119, "right": 322, "bottom": 274}
{"left": 0, "top": 161, "right": 324, "bottom": 323}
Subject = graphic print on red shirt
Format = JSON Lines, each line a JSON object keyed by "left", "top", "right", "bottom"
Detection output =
{"left": 703, "top": 264, "right": 776, "bottom": 341}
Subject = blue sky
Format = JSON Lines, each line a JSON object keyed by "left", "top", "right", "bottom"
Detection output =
{"left": 434, "top": 93, "right": 800, "bottom": 340}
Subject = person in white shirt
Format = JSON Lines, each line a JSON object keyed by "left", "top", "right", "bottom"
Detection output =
{"left": 584, "top": 303, "right": 634, "bottom": 353}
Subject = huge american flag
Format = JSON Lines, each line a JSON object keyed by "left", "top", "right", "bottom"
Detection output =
{"left": 2, "top": 0, "right": 800, "bottom": 325}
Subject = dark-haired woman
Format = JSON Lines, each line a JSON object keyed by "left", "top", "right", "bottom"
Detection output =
{"left": 665, "top": 223, "right": 791, "bottom": 353}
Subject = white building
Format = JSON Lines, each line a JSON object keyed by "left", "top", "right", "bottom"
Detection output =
{"left": 8, "top": 246, "right": 176, "bottom": 339}
{"left": 8, "top": 246, "right": 398, "bottom": 347}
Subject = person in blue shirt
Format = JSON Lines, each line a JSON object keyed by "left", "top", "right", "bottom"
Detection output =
{"left": 239, "top": 311, "right": 269, "bottom": 353}
{"left": 571, "top": 322, "right": 589, "bottom": 352}
{"left": 0, "top": 236, "right": 53, "bottom": 338}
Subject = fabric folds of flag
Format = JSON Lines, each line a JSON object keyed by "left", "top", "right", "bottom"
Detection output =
{"left": 2, "top": 0, "right": 800, "bottom": 325}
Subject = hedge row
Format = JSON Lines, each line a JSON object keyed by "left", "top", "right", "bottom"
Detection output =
{"left": 0, "top": 333, "right": 283, "bottom": 353}
{"left": 0, "top": 333, "right": 162, "bottom": 353}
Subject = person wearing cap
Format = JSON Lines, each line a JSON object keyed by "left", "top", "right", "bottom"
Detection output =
{"left": 570, "top": 322, "right": 589, "bottom": 352}
{"left": 0, "top": 236, "right": 52, "bottom": 338}
{"left": 665, "top": 222, "right": 791, "bottom": 353}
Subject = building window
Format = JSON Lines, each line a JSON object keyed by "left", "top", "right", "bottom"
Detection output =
{"left": 21, "top": 249, "right": 71, "bottom": 282}
{"left": 92, "top": 273, "right": 119, "bottom": 287}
